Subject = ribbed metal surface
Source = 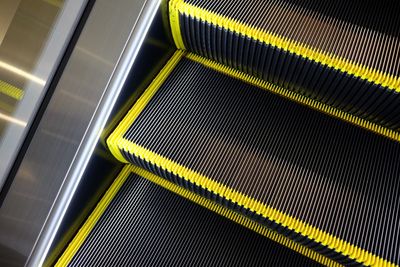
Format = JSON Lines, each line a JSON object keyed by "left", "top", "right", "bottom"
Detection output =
{"left": 184, "top": 0, "right": 400, "bottom": 77}
{"left": 70, "top": 172, "right": 320, "bottom": 266}
{"left": 123, "top": 58, "right": 400, "bottom": 265}
{"left": 179, "top": 15, "right": 400, "bottom": 130}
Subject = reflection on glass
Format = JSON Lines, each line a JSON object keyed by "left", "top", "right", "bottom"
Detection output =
{"left": 0, "top": 0, "right": 68, "bottom": 189}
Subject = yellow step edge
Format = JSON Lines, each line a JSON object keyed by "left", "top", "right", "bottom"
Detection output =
{"left": 111, "top": 141, "right": 396, "bottom": 267}
{"left": 169, "top": 0, "right": 400, "bottom": 92}
{"left": 169, "top": 0, "right": 186, "bottom": 49}
{"left": 106, "top": 50, "right": 185, "bottom": 163}
{"left": 55, "top": 167, "right": 132, "bottom": 267}
{"left": 56, "top": 165, "right": 342, "bottom": 267}
{"left": 185, "top": 52, "right": 400, "bottom": 143}
{"left": 136, "top": 166, "right": 341, "bottom": 267}
{"left": 106, "top": 51, "right": 398, "bottom": 266}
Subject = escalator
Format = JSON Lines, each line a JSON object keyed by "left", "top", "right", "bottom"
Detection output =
{"left": 56, "top": 166, "right": 334, "bottom": 266}
{"left": 107, "top": 51, "right": 400, "bottom": 266}
{"left": 9, "top": 0, "right": 399, "bottom": 266}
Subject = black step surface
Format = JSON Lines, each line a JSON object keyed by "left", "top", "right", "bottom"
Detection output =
{"left": 184, "top": 0, "right": 400, "bottom": 71}
{"left": 68, "top": 171, "right": 321, "bottom": 267}
{"left": 114, "top": 55, "right": 400, "bottom": 265}
{"left": 173, "top": 0, "right": 400, "bottom": 130}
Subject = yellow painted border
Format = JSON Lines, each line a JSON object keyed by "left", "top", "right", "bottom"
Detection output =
{"left": 0, "top": 80, "right": 24, "bottom": 100}
{"left": 185, "top": 53, "right": 400, "bottom": 143}
{"left": 169, "top": 0, "right": 400, "bottom": 92}
{"left": 107, "top": 53, "right": 397, "bottom": 266}
{"left": 114, "top": 142, "right": 395, "bottom": 266}
{"left": 107, "top": 50, "right": 185, "bottom": 163}
{"left": 100, "top": 51, "right": 175, "bottom": 148}
{"left": 137, "top": 166, "right": 341, "bottom": 267}
{"left": 56, "top": 165, "right": 341, "bottom": 267}
{"left": 55, "top": 167, "right": 132, "bottom": 267}
{"left": 169, "top": 0, "right": 185, "bottom": 49}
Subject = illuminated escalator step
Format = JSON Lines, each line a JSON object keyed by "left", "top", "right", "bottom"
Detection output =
{"left": 108, "top": 51, "right": 400, "bottom": 266}
{"left": 56, "top": 166, "right": 327, "bottom": 267}
{"left": 169, "top": 0, "right": 400, "bottom": 131}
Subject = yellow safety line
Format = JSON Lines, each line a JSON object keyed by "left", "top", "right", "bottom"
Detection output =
{"left": 107, "top": 53, "right": 397, "bottom": 267}
{"left": 107, "top": 50, "right": 185, "bottom": 163}
{"left": 56, "top": 165, "right": 341, "bottom": 267}
{"left": 114, "top": 142, "right": 394, "bottom": 267}
{"left": 169, "top": 0, "right": 400, "bottom": 92}
{"left": 55, "top": 167, "right": 132, "bottom": 267}
{"left": 185, "top": 53, "right": 400, "bottom": 143}
{"left": 169, "top": 0, "right": 186, "bottom": 49}
{"left": 0, "top": 80, "right": 24, "bottom": 100}
{"left": 135, "top": 166, "right": 342, "bottom": 267}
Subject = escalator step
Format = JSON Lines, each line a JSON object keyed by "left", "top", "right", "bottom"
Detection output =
{"left": 56, "top": 166, "right": 328, "bottom": 267}
{"left": 169, "top": 0, "right": 400, "bottom": 131}
{"left": 108, "top": 51, "right": 400, "bottom": 266}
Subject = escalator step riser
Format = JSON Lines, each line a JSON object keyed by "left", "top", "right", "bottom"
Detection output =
{"left": 183, "top": 0, "right": 400, "bottom": 77}
{"left": 126, "top": 154, "right": 358, "bottom": 266}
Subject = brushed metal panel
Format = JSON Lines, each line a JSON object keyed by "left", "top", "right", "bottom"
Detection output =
{"left": 0, "top": 0, "right": 154, "bottom": 265}
{"left": 0, "top": 0, "right": 21, "bottom": 45}
{"left": 0, "top": 0, "right": 87, "bottom": 192}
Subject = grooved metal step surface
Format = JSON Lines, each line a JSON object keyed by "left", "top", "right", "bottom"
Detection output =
{"left": 109, "top": 52, "right": 400, "bottom": 266}
{"left": 170, "top": 0, "right": 400, "bottom": 131}
{"left": 60, "top": 167, "right": 321, "bottom": 267}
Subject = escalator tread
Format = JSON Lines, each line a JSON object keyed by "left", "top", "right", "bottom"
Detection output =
{"left": 169, "top": 0, "right": 400, "bottom": 130}
{"left": 57, "top": 166, "right": 326, "bottom": 267}
{"left": 108, "top": 51, "right": 400, "bottom": 266}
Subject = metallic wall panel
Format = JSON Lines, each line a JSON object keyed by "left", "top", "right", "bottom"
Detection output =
{"left": 0, "top": 0, "right": 21, "bottom": 45}
{"left": 0, "top": 0, "right": 87, "bottom": 192}
{"left": 0, "top": 0, "right": 157, "bottom": 265}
